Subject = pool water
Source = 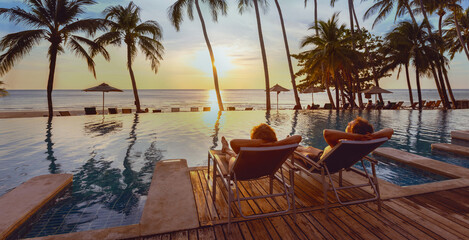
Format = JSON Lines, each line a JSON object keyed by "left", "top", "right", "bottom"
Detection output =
{"left": 0, "top": 109, "right": 467, "bottom": 237}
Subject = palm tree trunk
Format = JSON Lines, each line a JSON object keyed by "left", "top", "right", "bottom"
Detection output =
{"left": 438, "top": 13, "right": 444, "bottom": 37}
{"left": 47, "top": 44, "right": 59, "bottom": 119}
{"left": 314, "top": 0, "right": 318, "bottom": 35}
{"left": 195, "top": 0, "right": 224, "bottom": 111}
{"left": 415, "top": 66, "right": 423, "bottom": 110}
{"left": 127, "top": 45, "right": 141, "bottom": 112}
{"left": 442, "top": 64, "right": 457, "bottom": 108}
{"left": 404, "top": 63, "right": 414, "bottom": 106}
{"left": 325, "top": 75, "right": 335, "bottom": 108}
{"left": 334, "top": 79, "right": 340, "bottom": 110}
{"left": 274, "top": 0, "right": 301, "bottom": 109}
{"left": 405, "top": 4, "right": 418, "bottom": 25}
{"left": 453, "top": 11, "right": 469, "bottom": 61}
{"left": 253, "top": 0, "right": 271, "bottom": 111}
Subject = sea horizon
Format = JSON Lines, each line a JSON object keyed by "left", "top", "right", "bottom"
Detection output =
{"left": 1, "top": 89, "right": 468, "bottom": 112}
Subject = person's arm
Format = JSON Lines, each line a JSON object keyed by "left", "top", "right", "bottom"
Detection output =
{"left": 371, "top": 128, "right": 393, "bottom": 139}
{"left": 323, "top": 129, "right": 371, "bottom": 147}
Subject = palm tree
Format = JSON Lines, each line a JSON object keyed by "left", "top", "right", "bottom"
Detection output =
{"left": 444, "top": 6, "right": 469, "bottom": 61}
{"left": 295, "top": 13, "right": 359, "bottom": 109}
{"left": 238, "top": 0, "right": 271, "bottom": 110}
{"left": 383, "top": 25, "right": 415, "bottom": 106}
{"left": 273, "top": 0, "right": 301, "bottom": 109}
{"left": 0, "top": 0, "right": 107, "bottom": 118}
{"left": 96, "top": 2, "right": 164, "bottom": 113}
{"left": 364, "top": 0, "right": 418, "bottom": 27}
{"left": 168, "top": 0, "right": 227, "bottom": 111}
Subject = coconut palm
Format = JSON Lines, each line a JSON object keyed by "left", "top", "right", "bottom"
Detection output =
{"left": 168, "top": 0, "right": 227, "bottom": 111}
{"left": 295, "top": 13, "right": 359, "bottom": 109}
{"left": 238, "top": 0, "right": 271, "bottom": 110}
{"left": 0, "top": 0, "right": 107, "bottom": 118}
{"left": 273, "top": 0, "right": 301, "bottom": 109}
{"left": 444, "top": 6, "right": 469, "bottom": 61}
{"left": 383, "top": 26, "right": 415, "bottom": 106}
{"left": 96, "top": 2, "right": 164, "bottom": 113}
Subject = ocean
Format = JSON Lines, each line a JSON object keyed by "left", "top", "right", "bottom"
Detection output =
{"left": 1, "top": 89, "right": 468, "bottom": 112}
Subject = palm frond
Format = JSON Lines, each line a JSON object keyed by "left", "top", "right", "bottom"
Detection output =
{"left": 72, "top": 35, "right": 110, "bottom": 61}
{"left": 68, "top": 36, "right": 96, "bottom": 78}
{"left": 95, "top": 31, "right": 122, "bottom": 46}
{"left": 0, "top": 6, "right": 50, "bottom": 28}
{"left": 61, "top": 18, "right": 108, "bottom": 36}
{"left": 0, "top": 29, "right": 46, "bottom": 76}
{"left": 134, "top": 21, "right": 163, "bottom": 40}
{"left": 137, "top": 36, "right": 164, "bottom": 73}
{"left": 168, "top": 0, "right": 191, "bottom": 31}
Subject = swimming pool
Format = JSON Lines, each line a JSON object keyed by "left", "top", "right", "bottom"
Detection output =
{"left": 0, "top": 109, "right": 467, "bottom": 237}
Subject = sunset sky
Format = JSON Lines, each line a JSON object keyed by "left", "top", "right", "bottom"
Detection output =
{"left": 0, "top": 0, "right": 468, "bottom": 90}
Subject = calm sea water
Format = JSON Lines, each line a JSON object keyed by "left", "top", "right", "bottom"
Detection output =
{"left": 1, "top": 89, "right": 469, "bottom": 112}
{"left": 0, "top": 109, "right": 467, "bottom": 237}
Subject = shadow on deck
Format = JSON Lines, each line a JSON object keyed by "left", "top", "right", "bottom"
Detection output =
{"left": 142, "top": 167, "right": 469, "bottom": 240}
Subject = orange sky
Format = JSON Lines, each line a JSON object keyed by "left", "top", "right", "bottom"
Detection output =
{"left": 1, "top": 0, "right": 468, "bottom": 90}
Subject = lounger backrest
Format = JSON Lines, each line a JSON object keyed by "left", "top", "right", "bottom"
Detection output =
{"left": 320, "top": 137, "right": 388, "bottom": 174}
{"left": 85, "top": 107, "right": 97, "bottom": 115}
{"left": 232, "top": 144, "right": 298, "bottom": 181}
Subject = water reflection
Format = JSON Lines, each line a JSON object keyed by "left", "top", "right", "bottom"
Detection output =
{"left": 45, "top": 120, "right": 60, "bottom": 174}
{"left": 210, "top": 111, "right": 222, "bottom": 150}
{"left": 84, "top": 118, "right": 123, "bottom": 137}
{"left": 25, "top": 114, "right": 165, "bottom": 237}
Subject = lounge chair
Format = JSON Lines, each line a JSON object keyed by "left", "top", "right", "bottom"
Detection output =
{"left": 227, "top": 107, "right": 235, "bottom": 111}
{"left": 208, "top": 143, "right": 299, "bottom": 229}
{"left": 152, "top": 109, "right": 162, "bottom": 113}
{"left": 191, "top": 107, "right": 198, "bottom": 112}
{"left": 122, "top": 108, "right": 132, "bottom": 114}
{"left": 323, "top": 103, "right": 332, "bottom": 109}
{"left": 433, "top": 100, "right": 441, "bottom": 109}
{"left": 245, "top": 107, "right": 253, "bottom": 111}
{"left": 108, "top": 108, "right": 118, "bottom": 114}
{"left": 59, "top": 111, "right": 71, "bottom": 116}
{"left": 84, "top": 107, "right": 97, "bottom": 115}
{"left": 343, "top": 103, "right": 350, "bottom": 110}
{"left": 292, "top": 137, "right": 388, "bottom": 216}
{"left": 171, "top": 108, "right": 180, "bottom": 112}
{"left": 424, "top": 101, "right": 435, "bottom": 109}
{"left": 203, "top": 107, "right": 211, "bottom": 111}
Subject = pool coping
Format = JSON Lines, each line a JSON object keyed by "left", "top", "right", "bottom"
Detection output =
{"left": 0, "top": 174, "right": 72, "bottom": 240}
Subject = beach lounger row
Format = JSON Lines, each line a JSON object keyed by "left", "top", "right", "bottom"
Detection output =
{"left": 80, "top": 106, "right": 255, "bottom": 115}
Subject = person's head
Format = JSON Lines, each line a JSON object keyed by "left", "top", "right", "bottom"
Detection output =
{"left": 368, "top": 100, "right": 372, "bottom": 103}
{"left": 251, "top": 123, "right": 277, "bottom": 142}
{"left": 345, "top": 117, "right": 374, "bottom": 135}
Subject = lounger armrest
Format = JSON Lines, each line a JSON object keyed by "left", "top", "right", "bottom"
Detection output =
{"left": 293, "top": 151, "right": 321, "bottom": 169}
{"left": 364, "top": 156, "right": 378, "bottom": 165}
{"left": 284, "top": 156, "right": 299, "bottom": 171}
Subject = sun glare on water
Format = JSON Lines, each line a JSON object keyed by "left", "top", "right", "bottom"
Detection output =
{"left": 193, "top": 47, "right": 234, "bottom": 78}
{"left": 207, "top": 89, "right": 222, "bottom": 111}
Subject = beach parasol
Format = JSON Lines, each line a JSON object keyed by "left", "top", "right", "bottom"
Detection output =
{"left": 83, "top": 83, "right": 123, "bottom": 115}
{"left": 269, "top": 84, "right": 290, "bottom": 110}
{"left": 301, "top": 86, "right": 324, "bottom": 105}
{"left": 361, "top": 85, "right": 392, "bottom": 102}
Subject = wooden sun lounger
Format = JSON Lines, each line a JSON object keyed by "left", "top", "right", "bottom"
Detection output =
{"left": 122, "top": 108, "right": 132, "bottom": 114}
{"left": 190, "top": 107, "right": 198, "bottom": 112}
{"left": 203, "top": 107, "right": 211, "bottom": 111}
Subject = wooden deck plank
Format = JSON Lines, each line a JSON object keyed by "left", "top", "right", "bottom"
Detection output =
{"left": 168, "top": 170, "right": 469, "bottom": 240}
{"left": 171, "top": 231, "right": 189, "bottom": 240}
{"left": 189, "top": 171, "right": 212, "bottom": 224}
{"left": 188, "top": 229, "right": 198, "bottom": 240}
{"left": 196, "top": 170, "right": 219, "bottom": 220}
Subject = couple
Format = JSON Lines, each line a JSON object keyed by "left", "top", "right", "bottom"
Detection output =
{"left": 221, "top": 117, "right": 393, "bottom": 164}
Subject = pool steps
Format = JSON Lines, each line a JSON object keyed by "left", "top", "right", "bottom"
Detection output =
{"left": 0, "top": 174, "right": 72, "bottom": 240}
{"left": 430, "top": 130, "right": 469, "bottom": 156}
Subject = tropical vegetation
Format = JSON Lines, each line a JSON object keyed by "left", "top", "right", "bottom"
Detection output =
{"left": 0, "top": 81, "right": 7, "bottom": 96}
{"left": 96, "top": 1, "right": 164, "bottom": 113}
{"left": 0, "top": 0, "right": 108, "bottom": 117}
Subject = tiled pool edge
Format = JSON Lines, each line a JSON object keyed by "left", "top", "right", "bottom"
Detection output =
{"left": 368, "top": 147, "right": 469, "bottom": 199}
{"left": 27, "top": 159, "right": 200, "bottom": 240}
{"left": 0, "top": 174, "right": 72, "bottom": 240}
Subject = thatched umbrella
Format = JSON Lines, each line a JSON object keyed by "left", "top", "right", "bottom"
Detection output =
{"left": 362, "top": 86, "right": 392, "bottom": 102}
{"left": 83, "top": 83, "right": 123, "bottom": 115}
{"left": 301, "top": 86, "right": 324, "bottom": 105}
{"left": 269, "top": 84, "right": 290, "bottom": 110}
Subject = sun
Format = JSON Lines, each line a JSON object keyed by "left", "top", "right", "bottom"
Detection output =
{"left": 192, "top": 46, "right": 234, "bottom": 78}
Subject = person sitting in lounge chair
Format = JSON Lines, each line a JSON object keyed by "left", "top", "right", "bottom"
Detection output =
{"left": 296, "top": 117, "right": 393, "bottom": 164}
{"left": 365, "top": 100, "right": 374, "bottom": 110}
{"left": 221, "top": 123, "right": 301, "bottom": 159}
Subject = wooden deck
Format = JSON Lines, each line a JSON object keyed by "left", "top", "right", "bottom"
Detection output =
{"left": 141, "top": 167, "right": 469, "bottom": 240}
